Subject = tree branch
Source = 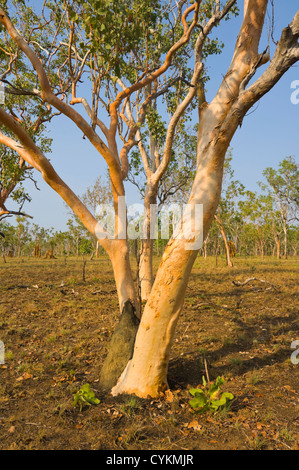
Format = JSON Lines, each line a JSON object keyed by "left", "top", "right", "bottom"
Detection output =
{"left": 0, "top": 7, "right": 124, "bottom": 198}
{"left": 221, "top": 8, "right": 299, "bottom": 136}
{"left": 0, "top": 107, "right": 112, "bottom": 252}
{"left": 108, "top": 0, "right": 201, "bottom": 139}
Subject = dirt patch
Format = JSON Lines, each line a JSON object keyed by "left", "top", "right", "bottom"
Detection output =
{"left": 0, "top": 255, "right": 298, "bottom": 450}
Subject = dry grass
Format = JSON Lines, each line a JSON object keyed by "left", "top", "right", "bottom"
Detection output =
{"left": 0, "top": 255, "right": 298, "bottom": 450}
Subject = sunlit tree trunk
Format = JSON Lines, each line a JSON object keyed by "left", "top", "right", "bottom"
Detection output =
{"left": 139, "top": 238, "right": 154, "bottom": 302}
{"left": 112, "top": 135, "right": 229, "bottom": 397}
{"left": 139, "top": 189, "right": 157, "bottom": 302}
{"left": 214, "top": 213, "right": 233, "bottom": 267}
{"left": 112, "top": 0, "right": 286, "bottom": 398}
{"left": 274, "top": 233, "right": 281, "bottom": 259}
{"left": 283, "top": 220, "right": 288, "bottom": 259}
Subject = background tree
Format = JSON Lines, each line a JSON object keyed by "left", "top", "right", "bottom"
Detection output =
{"left": 260, "top": 156, "right": 299, "bottom": 259}
{"left": 15, "top": 215, "right": 30, "bottom": 257}
{"left": 82, "top": 176, "right": 113, "bottom": 258}
{"left": 0, "top": 146, "right": 33, "bottom": 220}
{"left": 0, "top": 0, "right": 52, "bottom": 221}
{"left": 239, "top": 191, "right": 273, "bottom": 259}
{"left": 214, "top": 153, "right": 245, "bottom": 266}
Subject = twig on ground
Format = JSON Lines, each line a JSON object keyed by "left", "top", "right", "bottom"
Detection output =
{"left": 232, "top": 277, "right": 280, "bottom": 291}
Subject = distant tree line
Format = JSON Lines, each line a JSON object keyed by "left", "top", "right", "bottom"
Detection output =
{"left": 0, "top": 156, "right": 298, "bottom": 262}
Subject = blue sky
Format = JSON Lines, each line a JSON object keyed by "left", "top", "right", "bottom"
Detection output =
{"left": 9, "top": 1, "right": 299, "bottom": 231}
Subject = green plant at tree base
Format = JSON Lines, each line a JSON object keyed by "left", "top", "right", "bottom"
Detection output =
{"left": 73, "top": 384, "right": 100, "bottom": 411}
{"left": 189, "top": 376, "right": 234, "bottom": 414}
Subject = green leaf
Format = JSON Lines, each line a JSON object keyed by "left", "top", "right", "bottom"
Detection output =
{"left": 211, "top": 392, "right": 234, "bottom": 411}
{"left": 189, "top": 388, "right": 205, "bottom": 397}
{"left": 73, "top": 384, "right": 100, "bottom": 410}
{"left": 189, "top": 394, "right": 207, "bottom": 410}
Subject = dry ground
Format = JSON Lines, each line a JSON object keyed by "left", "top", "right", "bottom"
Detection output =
{"left": 0, "top": 254, "right": 298, "bottom": 450}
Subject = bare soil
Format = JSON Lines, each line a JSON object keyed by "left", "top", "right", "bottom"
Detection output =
{"left": 0, "top": 255, "right": 298, "bottom": 450}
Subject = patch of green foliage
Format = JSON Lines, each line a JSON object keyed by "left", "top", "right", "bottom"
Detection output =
{"left": 73, "top": 383, "right": 100, "bottom": 411}
{"left": 189, "top": 375, "right": 234, "bottom": 414}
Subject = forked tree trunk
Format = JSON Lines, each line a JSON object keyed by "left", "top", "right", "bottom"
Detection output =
{"left": 112, "top": 141, "right": 228, "bottom": 398}
{"left": 111, "top": 0, "right": 274, "bottom": 397}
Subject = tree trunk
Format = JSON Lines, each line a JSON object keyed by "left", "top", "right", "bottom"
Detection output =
{"left": 260, "top": 243, "right": 264, "bottom": 259}
{"left": 112, "top": 240, "right": 197, "bottom": 397}
{"left": 139, "top": 238, "right": 154, "bottom": 302}
{"left": 283, "top": 222, "right": 288, "bottom": 259}
{"left": 214, "top": 214, "right": 233, "bottom": 267}
{"left": 110, "top": 0, "right": 272, "bottom": 390}
{"left": 138, "top": 189, "right": 157, "bottom": 302}
{"left": 275, "top": 234, "right": 281, "bottom": 259}
{"left": 112, "top": 139, "right": 228, "bottom": 398}
{"left": 108, "top": 239, "right": 139, "bottom": 314}
{"left": 99, "top": 238, "right": 140, "bottom": 390}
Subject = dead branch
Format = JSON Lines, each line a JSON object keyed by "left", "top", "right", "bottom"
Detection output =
{"left": 232, "top": 277, "right": 280, "bottom": 291}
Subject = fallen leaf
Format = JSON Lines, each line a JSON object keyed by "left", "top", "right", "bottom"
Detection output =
{"left": 184, "top": 420, "right": 202, "bottom": 432}
{"left": 23, "top": 372, "right": 33, "bottom": 380}
{"left": 165, "top": 390, "right": 174, "bottom": 403}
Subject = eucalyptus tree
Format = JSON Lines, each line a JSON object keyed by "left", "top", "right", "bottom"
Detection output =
{"left": 239, "top": 190, "right": 274, "bottom": 258}
{"left": 14, "top": 215, "right": 30, "bottom": 256}
{"left": 0, "top": 0, "right": 52, "bottom": 221}
{"left": 260, "top": 156, "right": 299, "bottom": 259}
{"left": 213, "top": 154, "right": 245, "bottom": 266}
{"left": 0, "top": 146, "right": 31, "bottom": 220}
{"left": 82, "top": 176, "right": 113, "bottom": 257}
{"left": 0, "top": 0, "right": 299, "bottom": 398}
{"left": 127, "top": 125, "right": 199, "bottom": 298}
